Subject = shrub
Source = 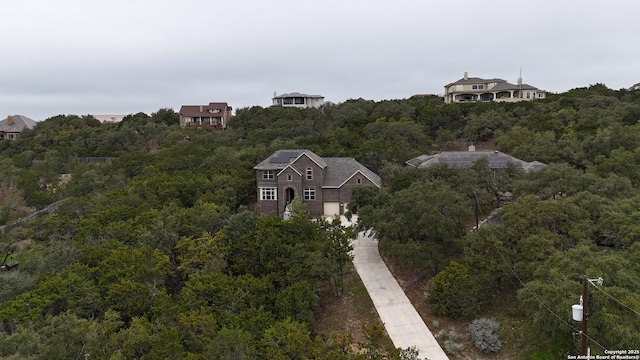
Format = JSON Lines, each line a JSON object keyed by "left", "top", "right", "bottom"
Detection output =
{"left": 444, "top": 340, "right": 464, "bottom": 355}
{"left": 425, "top": 261, "right": 478, "bottom": 318}
{"left": 469, "top": 318, "right": 502, "bottom": 354}
{"left": 440, "top": 329, "right": 465, "bottom": 355}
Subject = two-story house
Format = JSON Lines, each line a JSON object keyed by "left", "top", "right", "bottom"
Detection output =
{"left": 0, "top": 115, "right": 36, "bottom": 140}
{"left": 444, "top": 72, "right": 546, "bottom": 104}
{"left": 179, "top": 102, "right": 232, "bottom": 129}
{"left": 254, "top": 149, "right": 381, "bottom": 217}
{"left": 272, "top": 92, "right": 325, "bottom": 108}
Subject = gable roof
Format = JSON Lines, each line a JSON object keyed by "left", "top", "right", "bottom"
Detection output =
{"left": 179, "top": 102, "right": 231, "bottom": 118}
{"left": 406, "top": 150, "right": 546, "bottom": 172}
{"left": 0, "top": 115, "right": 37, "bottom": 133}
{"left": 277, "top": 164, "right": 303, "bottom": 177}
{"left": 254, "top": 149, "right": 327, "bottom": 170}
{"left": 323, "top": 157, "right": 382, "bottom": 188}
{"left": 255, "top": 150, "right": 381, "bottom": 188}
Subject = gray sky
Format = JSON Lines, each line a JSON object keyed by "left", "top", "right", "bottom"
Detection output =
{"left": 2, "top": 0, "right": 639, "bottom": 121}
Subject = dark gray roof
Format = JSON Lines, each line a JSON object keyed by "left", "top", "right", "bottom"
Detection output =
{"left": 0, "top": 115, "right": 36, "bottom": 133}
{"left": 255, "top": 149, "right": 381, "bottom": 188}
{"left": 406, "top": 151, "right": 546, "bottom": 172}
{"left": 254, "top": 149, "right": 327, "bottom": 170}
{"left": 405, "top": 154, "right": 432, "bottom": 167}
{"left": 323, "top": 157, "right": 382, "bottom": 188}
{"left": 273, "top": 92, "right": 324, "bottom": 99}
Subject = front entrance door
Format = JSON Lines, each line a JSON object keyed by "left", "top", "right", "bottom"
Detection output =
{"left": 286, "top": 188, "right": 295, "bottom": 206}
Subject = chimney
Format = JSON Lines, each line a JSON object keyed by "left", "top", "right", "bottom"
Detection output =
{"left": 199, "top": 105, "right": 203, "bottom": 112}
{"left": 273, "top": 91, "right": 277, "bottom": 98}
{"left": 468, "top": 144, "right": 475, "bottom": 152}
{"left": 464, "top": 72, "right": 468, "bottom": 80}
{"left": 7, "top": 115, "right": 13, "bottom": 125}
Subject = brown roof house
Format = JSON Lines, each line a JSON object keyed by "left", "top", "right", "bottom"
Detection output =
{"left": 179, "top": 102, "right": 232, "bottom": 129}
{"left": 406, "top": 145, "right": 546, "bottom": 172}
{"left": 254, "top": 149, "right": 381, "bottom": 217}
{"left": 0, "top": 115, "right": 36, "bottom": 140}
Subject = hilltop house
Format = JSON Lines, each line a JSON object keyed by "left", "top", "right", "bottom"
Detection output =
{"left": 179, "top": 102, "right": 232, "bottom": 129}
{"left": 0, "top": 115, "right": 36, "bottom": 140}
{"left": 630, "top": 82, "right": 640, "bottom": 91}
{"left": 272, "top": 92, "right": 325, "bottom": 108}
{"left": 254, "top": 149, "right": 381, "bottom": 217}
{"left": 406, "top": 146, "right": 546, "bottom": 172}
{"left": 444, "top": 72, "right": 546, "bottom": 104}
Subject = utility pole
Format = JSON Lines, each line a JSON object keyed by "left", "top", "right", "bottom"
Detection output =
{"left": 474, "top": 191, "right": 479, "bottom": 231}
{"left": 581, "top": 275, "right": 589, "bottom": 355}
{"left": 573, "top": 276, "right": 602, "bottom": 355}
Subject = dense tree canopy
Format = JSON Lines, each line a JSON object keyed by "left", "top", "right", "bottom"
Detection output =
{"left": 2, "top": 84, "right": 640, "bottom": 356}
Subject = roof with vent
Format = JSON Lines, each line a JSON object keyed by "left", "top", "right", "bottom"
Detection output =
{"left": 406, "top": 150, "right": 546, "bottom": 172}
{"left": 179, "top": 102, "right": 231, "bottom": 117}
{"left": 0, "top": 115, "right": 37, "bottom": 133}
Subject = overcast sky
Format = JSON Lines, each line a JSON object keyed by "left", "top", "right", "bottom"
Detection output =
{"left": 2, "top": 0, "right": 639, "bottom": 121}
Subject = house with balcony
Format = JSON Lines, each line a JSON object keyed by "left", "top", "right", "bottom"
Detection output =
{"left": 0, "top": 115, "right": 36, "bottom": 140}
{"left": 272, "top": 92, "right": 325, "bottom": 108}
{"left": 254, "top": 149, "right": 381, "bottom": 218}
{"left": 179, "top": 102, "right": 232, "bottom": 129}
{"left": 444, "top": 72, "right": 546, "bottom": 104}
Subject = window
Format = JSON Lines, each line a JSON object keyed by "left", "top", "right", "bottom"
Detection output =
{"left": 283, "top": 98, "right": 294, "bottom": 105}
{"left": 287, "top": 174, "right": 292, "bottom": 181}
{"left": 304, "top": 187, "right": 316, "bottom": 200}
{"left": 526, "top": 91, "right": 531, "bottom": 99}
{"left": 356, "top": 177, "right": 362, "bottom": 184}
{"left": 306, "top": 167, "right": 313, "bottom": 180}
{"left": 263, "top": 170, "right": 274, "bottom": 179}
{"left": 472, "top": 84, "right": 484, "bottom": 90}
{"left": 294, "top": 97, "right": 305, "bottom": 104}
{"left": 260, "top": 188, "right": 277, "bottom": 200}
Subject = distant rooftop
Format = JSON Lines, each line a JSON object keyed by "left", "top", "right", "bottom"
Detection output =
{"left": 272, "top": 92, "right": 324, "bottom": 99}
{"left": 406, "top": 148, "right": 546, "bottom": 172}
{"left": 0, "top": 115, "right": 37, "bottom": 132}
{"left": 91, "top": 115, "right": 126, "bottom": 123}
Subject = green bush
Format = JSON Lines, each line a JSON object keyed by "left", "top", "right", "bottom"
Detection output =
{"left": 426, "top": 261, "right": 478, "bottom": 318}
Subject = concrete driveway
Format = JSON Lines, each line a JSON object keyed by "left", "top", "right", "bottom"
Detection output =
{"left": 348, "top": 223, "right": 449, "bottom": 360}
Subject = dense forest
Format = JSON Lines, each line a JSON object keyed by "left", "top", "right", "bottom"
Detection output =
{"left": 1, "top": 84, "right": 640, "bottom": 358}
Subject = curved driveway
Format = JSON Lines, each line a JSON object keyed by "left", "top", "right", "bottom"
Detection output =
{"left": 348, "top": 223, "right": 449, "bottom": 360}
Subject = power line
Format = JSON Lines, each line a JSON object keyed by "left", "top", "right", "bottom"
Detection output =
{"left": 589, "top": 279, "right": 640, "bottom": 319}
{"left": 489, "top": 238, "right": 608, "bottom": 351}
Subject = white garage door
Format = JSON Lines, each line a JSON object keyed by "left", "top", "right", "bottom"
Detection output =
{"left": 323, "top": 202, "right": 340, "bottom": 217}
